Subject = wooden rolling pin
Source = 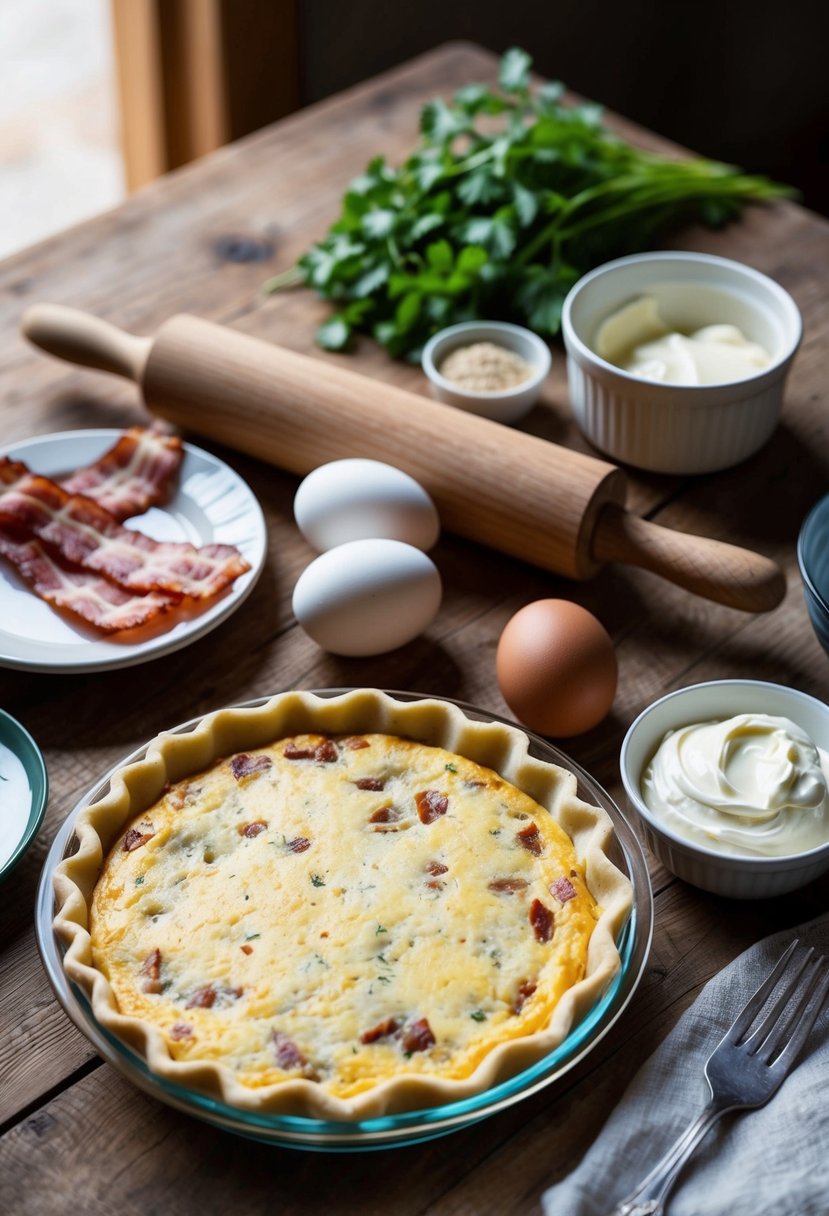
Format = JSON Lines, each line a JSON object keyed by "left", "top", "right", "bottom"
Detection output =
{"left": 22, "top": 304, "right": 784, "bottom": 613}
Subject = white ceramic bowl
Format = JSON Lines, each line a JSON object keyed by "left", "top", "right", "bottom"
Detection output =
{"left": 421, "top": 321, "right": 551, "bottom": 423}
{"left": 561, "top": 252, "right": 802, "bottom": 474}
{"left": 620, "top": 680, "right": 829, "bottom": 899}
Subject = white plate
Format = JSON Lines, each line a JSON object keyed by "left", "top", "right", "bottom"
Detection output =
{"left": 0, "top": 430, "right": 266, "bottom": 673}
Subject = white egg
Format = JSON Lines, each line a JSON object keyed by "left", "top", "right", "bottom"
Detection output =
{"left": 293, "top": 459, "right": 440, "bottom": 552}
{"left": 292, "top": 539, "right": 442, "bottom": 656}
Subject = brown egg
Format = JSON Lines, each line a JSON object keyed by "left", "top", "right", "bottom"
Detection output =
{"left": 496, "top": 599, "right": 617, "bottom": 737}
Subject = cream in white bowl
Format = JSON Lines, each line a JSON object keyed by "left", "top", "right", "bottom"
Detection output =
{"left": 421, "top": 321, "right": 551, "bottom": 424}
{"left": 561, "top": 252, "right": 802, "bottom": 474}
{"left": 620, "top": 680, "right": 829, "bottom": 898}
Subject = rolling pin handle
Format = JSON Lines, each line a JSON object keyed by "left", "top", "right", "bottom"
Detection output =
{"left": 21, "top": 304, "right": 151, "bottom": 384}
{"left": 592, "top": 504, "right": 786, "bottom": 613}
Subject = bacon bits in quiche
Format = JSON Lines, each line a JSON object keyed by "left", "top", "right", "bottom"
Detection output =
{"left": 88, "top": 732, "right": 603, "bottom": 1102}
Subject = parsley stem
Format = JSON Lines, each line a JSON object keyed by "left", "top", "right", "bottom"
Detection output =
{"left": 262, "top": 265, "right": 305, "bottom": 293}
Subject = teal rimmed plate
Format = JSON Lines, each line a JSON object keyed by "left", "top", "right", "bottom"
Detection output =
{"left": 0, "top": 708, "right": 48, "bottom": 879}
{"left": 36, "top": 691, "right": 652, "bottom": 1150}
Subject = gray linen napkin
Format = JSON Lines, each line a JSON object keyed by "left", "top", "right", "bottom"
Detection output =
{"left": 542, "top": 914, "right": 829, "bottom": 1216}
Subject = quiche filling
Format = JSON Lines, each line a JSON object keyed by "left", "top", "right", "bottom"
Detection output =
{"left": 90, "top": 732, "right": 601, "bottom": 1098}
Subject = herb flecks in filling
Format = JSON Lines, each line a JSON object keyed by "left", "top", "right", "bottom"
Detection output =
{"left": 90, "top": 730, "right": 603, "bottom": 1102}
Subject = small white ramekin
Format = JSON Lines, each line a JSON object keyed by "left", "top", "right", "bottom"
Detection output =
{"left": 561, "top": 252, "right": 802, "bottom": 474}
{"left": 620, "top": 680, "right": 829, "bottom": 899}
{"left": 421, "top": 321, "right": 551, "bottom": 424}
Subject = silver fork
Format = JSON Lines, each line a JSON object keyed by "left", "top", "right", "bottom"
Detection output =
{"left": 609, "top": 939, "right": 829, "bottom": 1216}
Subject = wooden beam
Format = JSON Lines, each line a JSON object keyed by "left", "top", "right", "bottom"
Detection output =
{"left": 110, "top": 0, "right": 167, "bottom": 189}
{"left": 110, "top": 0, "right": 299, "bottom": 191}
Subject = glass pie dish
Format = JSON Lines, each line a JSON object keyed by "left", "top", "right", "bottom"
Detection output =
{"left": 36, "top": 691, "right": 653, "bottom": 1151}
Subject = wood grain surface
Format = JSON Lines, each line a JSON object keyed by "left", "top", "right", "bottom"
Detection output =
{"left": 1, "top": 42, "right": 827, "bottom": 1215}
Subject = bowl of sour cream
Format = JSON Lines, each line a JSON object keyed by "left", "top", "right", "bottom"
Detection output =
{"left": 0, "top": 709, "right": 48, "bottom": 881}
{"left": 561, "top": 252, "right": 802, "bottom": 474}
{"left": 620, "top": 680, "right": 829, "bottom": 898}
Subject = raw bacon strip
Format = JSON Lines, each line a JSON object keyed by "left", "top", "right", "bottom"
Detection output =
{"left": 0, "top": 531, "right": 177, "bottom": 632}
{"left": 0, "top": 458, "right": 249, "bottom": 599}
{"left": 60, "top": 427, "right": 183, "bottom": 521}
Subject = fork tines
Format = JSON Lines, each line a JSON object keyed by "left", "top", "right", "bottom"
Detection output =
{"left": 731, "top": 939, "right": 829, "bottom": 1067}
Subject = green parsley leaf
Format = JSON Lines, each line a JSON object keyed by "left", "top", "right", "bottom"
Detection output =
{"left": 470, "top": 1010, "right": 487, "bottom": 1022}
{"left": 310, "top": 874, "right": 325, "bottom": 888}
{"left": 426, "top": 239, "right": 454, "bottom": 272}
{"left": 499, "top": 47, "right": 532, "bottom": 94}
{"left": 316, "top": 316, "right": 351, "bottom": 351}
{"left": 265, "top": 48, "right": 792, "bottom": 360}
{"left": 420, "top": 98, "right": 469, "bottom": 145}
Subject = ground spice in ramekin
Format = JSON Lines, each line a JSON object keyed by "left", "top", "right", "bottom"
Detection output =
{"left": 439, "top": 342, "right": 534, "bottom": 392}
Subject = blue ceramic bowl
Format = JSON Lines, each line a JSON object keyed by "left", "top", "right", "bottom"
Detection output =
{"left": 0, "top": 708, "right": 48, "bottom": 880}
{"left": 798, "top": 494, "right": 829, "bottom": 656}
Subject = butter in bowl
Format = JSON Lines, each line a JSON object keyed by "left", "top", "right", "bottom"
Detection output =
{"left": 561, "top": 251, "right": 802, "bottom": 474}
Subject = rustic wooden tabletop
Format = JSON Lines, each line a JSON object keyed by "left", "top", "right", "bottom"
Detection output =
{"left": 1, "top": 42, "right": 827, "bottom": 1215}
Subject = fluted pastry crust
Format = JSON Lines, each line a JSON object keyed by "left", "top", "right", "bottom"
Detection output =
{"left": 54, "top": 690, "right": 632, "bottom": 1120}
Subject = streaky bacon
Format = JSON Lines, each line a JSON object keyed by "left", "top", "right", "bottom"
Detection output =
{"left": 0, "top": 530, "right": 177, "bottom": 632}
{"left": 0, "top": 457, "right": 249, "bottom": 599}
{"left": 0, "top": 431, "right": 183, "bottom": 632}
{"left": 59, "top": 426, "right": 183, "bottom": 521}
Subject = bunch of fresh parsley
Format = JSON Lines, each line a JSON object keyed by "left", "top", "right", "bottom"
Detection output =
{"left": 264, "top": 48, "right": 791, "bottom": 360}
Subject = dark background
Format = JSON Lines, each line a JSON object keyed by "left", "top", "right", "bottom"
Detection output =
{"left": 289, "top": 2, "right": 827, "bottom": 215}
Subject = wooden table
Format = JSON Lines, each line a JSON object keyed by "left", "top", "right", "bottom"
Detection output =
{"left": 1, "top": 43, "right": 827, "bottom": 1214}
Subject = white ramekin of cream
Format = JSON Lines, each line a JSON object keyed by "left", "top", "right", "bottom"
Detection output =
{"left": 620, "top": 680, "right": 829, "bottom": 898}
{"left": 561, "top": 252, "right": 802, "bottom": 474}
